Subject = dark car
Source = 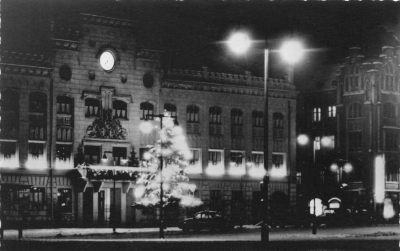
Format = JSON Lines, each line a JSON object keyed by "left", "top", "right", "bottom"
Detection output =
{"left": 178, "top": 210, "right": 234, "bottom": 232}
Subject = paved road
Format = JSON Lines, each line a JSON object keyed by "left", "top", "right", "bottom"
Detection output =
{"left": 2, "top": 225, "right": 400, "bottom": 251}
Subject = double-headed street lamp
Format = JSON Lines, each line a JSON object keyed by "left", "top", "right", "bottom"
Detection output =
{"left": 227, "top": 31, "right": 304, "bottom": 243}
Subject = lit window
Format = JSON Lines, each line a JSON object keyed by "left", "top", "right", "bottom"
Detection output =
{"left": 140, "top": 102, "right": 154, "bottom": 120}
{"left": 328, "top": 106, "right": 336, "bottom": 118}
{"left": 314, "top": 136, "right": 321, "bottom": 150}
{"left": 85, "top": 98, "right": 100, "bottom": 117}
{"left": 113, "top": 100, "right": 128, "bottom": 119}
{"left": 209, "top": 106, "right": 222, "bottom": 124}
{"left": 207, "top": 149, "right": 224, "bottom": 175}
{"left": 186, "top": 148, "right": 202, "bottom": 174}
{"left": 187, "top": 105, "right": 200, "bottom": 122}
{"left": 164, "top": 103, "right": 177, "bottom": 118}
{"left": 252, "top": 111, "right": 263, "bottom": 127}
{"left": 231, "top": 109, "right": 243, "bottom": 125}
{"left": 313, "top": 108, "right": 321, "bottom": 122}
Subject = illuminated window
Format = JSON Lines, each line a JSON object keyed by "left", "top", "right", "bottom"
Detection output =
{"left": 272, "top": 154, "right": 284, "bottom": 167}
{"left": 209, "top": 106, "right": 222, "bottom": 124}
{"left": 140, "top": 102, "right": 154, "bottom": 120}
{"left": 230, "top": 151, "right": 244, "bottom": 166}
{"left": 328, "top": 106, "right": 336, "bottom": 118}
{"left": 314, "top": 136, "right": 321, "bottom": 150}
{"left": 113, "top": 100, "right": 127, "bottom": 119}
{"left": 113, "top": 147, "right": 127, "bottom": 166}
{"left": 0, "top": 142, "right": 16, "bottom": 159}
{"left": 313, "top": 108, "right": 321, "bottom": 122}
{"left": 85, "top": 98, "right": 100, "bottom": 117}
{"left": 187, "top": 105, "right": 199, "bottom": 122}
{"left": 29, "top": 92, "right": 47, "bottom": 140}
{"left": 30, "top": 187, "right": 45, "bottom": 204}
{"left": 209, "top": 150, "right": 222, "bottom": 165}
{"left": 164, "top": 103, "right": 177, "bottom": 117}
{"left": 251, "top": 152, "right": 264, "bottom": 167}
{"left": 231, "top": 109, "right": 243, "bottom": 125}
{"left": 56, "top": 144, "right": 72, "bottom": 161}
{"left": 325, "top": 135, "right": 335, "bottom": 150}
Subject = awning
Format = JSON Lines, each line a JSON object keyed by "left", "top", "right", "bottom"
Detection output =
{"left": 0, "top": 182, "right": 32, "bottom": 190}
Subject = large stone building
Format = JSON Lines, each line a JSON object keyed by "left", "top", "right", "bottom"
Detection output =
{"left": 298, "top": 27, "right": 400, "bottom": 224}
{"left": 0, "top": 13, "right": 298, "bottom": 228}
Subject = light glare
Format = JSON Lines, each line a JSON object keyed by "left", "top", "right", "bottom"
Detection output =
{"left": 227, "top": 32, "right": 251, "bottom": 54}
{"left": 280, "top": 40, "right": 304, "bottom": 64}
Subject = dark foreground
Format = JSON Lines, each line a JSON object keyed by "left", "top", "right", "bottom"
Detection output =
{"left": 2, "top": 239, "right": 400, "bottom": 251}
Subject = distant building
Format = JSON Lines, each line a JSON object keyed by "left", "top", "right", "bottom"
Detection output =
{"left": 0, "top": 13, "right": 298, "bottom": 228}
{"left": 299, "top": 28, "right": 400, "bottom": 223}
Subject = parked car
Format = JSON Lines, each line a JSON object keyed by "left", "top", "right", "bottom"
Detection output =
{"left": 317, "top": 207, "right": 373, "bottom": 227}
{"left": 178, "top": 210, "right": 234, "bottom": 232}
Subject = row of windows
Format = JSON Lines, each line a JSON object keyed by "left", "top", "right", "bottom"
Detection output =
{"left": 344, "top": 63, "right": 398, "bottom": 93}
{"left": 313, "top": 102, "right": 399, "bottom": 122}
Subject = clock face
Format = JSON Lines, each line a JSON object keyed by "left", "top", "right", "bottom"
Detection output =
{"left": 100, "top": 51, "right": 115, "bottom": 71}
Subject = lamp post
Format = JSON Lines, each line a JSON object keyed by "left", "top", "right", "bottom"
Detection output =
{"left": 227, "top": 32, "right": 304, "bottom": 243}
{"left": 101, "top": 151, "right": 117, "bottom": 234}
{"left": 139, "top": 113, "right": 178, "bottom": 239}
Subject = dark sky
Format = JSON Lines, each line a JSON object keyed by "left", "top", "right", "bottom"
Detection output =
{"left": 3, "top": 0, "right": 400, "bottom": 87}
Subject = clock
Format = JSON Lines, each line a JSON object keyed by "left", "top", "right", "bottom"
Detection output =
{"left": 100, "top": 50, "right": 116, "bottom": 71}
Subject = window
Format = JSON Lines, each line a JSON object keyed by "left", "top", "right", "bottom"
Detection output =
{"left": 386, "top": 158, "right": 398, "bottom": 182}
{"left": 231, "top": 109, "right": 243, "bottom": 125}
{"left": 29, "top": 92, "right": 47, "bottom": 140}
{"left": 84, "top": 145, "right": 101, "bottom": 164}
{"left": 273, "top": 113, "right": 284, "bottom": 140}
{"left": 56, "top": 144, "right": 72, "bottom": 161}
{"left": 113, "top": 100, "right": 127, "bottom": 119}
{"left": 383, "top": 103, "right": 396, "bottom": 118}
{"left": 210, "top": 190, "right": 222, "bottom": 210}
{"left": 230, "top": 151, "right": 244, "bottom": 166}
{"left": 348, "top": 131, "right": 362, "bottom": 150}
{"left": 325, "top": 135, "right": 335, "bottom": 150}
{"left": 209, "top": 150, "right": 222, "bottom": 165}
{"left": 58, "top": 188, "right": 72, "bottom": 213}
{"left": 231, "top": 190, "right": 243, "bottom": 214}
{"left": 252, "top": 111, "right": 263, "bottom": 127}
{"left": 57, "top": 96, "right": 73, "bottom": 115}
{"left": 348, "top": 103, "right": 362, "bottom": 118}
{"left": 385, "top": 131, "right": 398, "bottom": 150}
{"left": 271, "top": 153, "right": 286, "bottom": 177}
{"left": 140, "top": 102, "right": 154, "bottom": 120}
{"left": 314, "top": 136, "right": 321, "bottom": 150}
{"left": 207, "top": 149, "right": 224, "bottom": 175}
{"left": 29, "top": 143, "right": 44, "bottom": 158}
{"left": 209, "top": 106, "right": 222, "bottom": 124}
{"left": 164, "top": 103, "right": 177, "bottom": 117}
{"left": 85, "top": 98, "right": 100, "bottom": 117}
{"left": 186, "top": 149, "right": 201, "bottom": 174}
{"left": 30, "top": 187, "right": 45, "bottom": 204}
{"left": 113, "top": 147, "right": 127, "bottom": 166}
{"left": 384, "top": 63, "right": 395, "bottom": 91}
{"left": 313, "top": 108, "right": 321, "bottom": 122}
{"left": 0, "top": 90, "right": 19, "bottom": 139}
{"left": 328, "top": 106, "right": 336, "bottom": 118}
{"left": 187, "top": 105, "right": 199, "bottom": 122}
{"left": 0, "top": 142, "right": 16, "bottom": 159}
{"left": 251, "top": 152, "right": 264, "bottom": 167}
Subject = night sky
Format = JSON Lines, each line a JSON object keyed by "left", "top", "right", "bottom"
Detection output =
{"left": 2, "top": 0, "right": 400, "bottom": 89}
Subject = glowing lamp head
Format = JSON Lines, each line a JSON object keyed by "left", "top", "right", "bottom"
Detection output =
{"left": 139, "top": 120, "right": 154, "bottom": 134}
{"left": 280, "top": 40, "right": 304, "bottom": 64}
{"left": 343, "top": 163, "right": 353, "bottom": 173}
{"left": 297, "top": 134, "right": 309, "bottom": 145}
{"left": 330, "top": 163, "right": 339, "bottom": 172}
{"left": 227, "top": 32, "right": 251, "bottom": 54}
{"left": 321, "top": 136, "right": 332, "bottom": 147}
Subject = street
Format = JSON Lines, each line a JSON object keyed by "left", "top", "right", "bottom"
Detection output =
{"left": 1, "top": 225, "right": 400, "bottom": 251}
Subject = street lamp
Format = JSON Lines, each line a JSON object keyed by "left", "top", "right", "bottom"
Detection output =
{"left": 227, "top": 32, "right": 304, "bottom": 243}
{"left": 101, "top": 151, "right": 117, "bottom": 234}
{"left": 139, "top": 113, "right": 178, "bottom": 239}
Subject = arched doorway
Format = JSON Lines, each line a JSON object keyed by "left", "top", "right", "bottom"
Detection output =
{"left": 270, "top": 191, "right": 289, "bottom": 227}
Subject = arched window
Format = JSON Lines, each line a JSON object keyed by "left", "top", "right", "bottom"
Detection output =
{"left": 57, "top": 96, "right": 73, "bottom": 114}
{"left": 209, "top": 106, "right": 222, "bottom": 124}
{"left": 140, "top": 102, "right": 154, "bottom": 120}
{"left": 348, "top": 103, "right": 362, "bottom": 118}
{"left": 164, "top": 103, "right": 177, "bottom": 117}
{"left": 187, "top": 105, "right": 199, "bottom": 122}
{"left": 383, "top": 102, "right": 396, "bottom": 118}
{"left": 252, "top": 111, "right": 263, "bottom": 127}
{"left": 85, "top": 98, "right": 100, "bottom": 117}
{"left": 231, "top": 109, "right": 243, "bottom": 125}
{"left": 113, "top": 100, "right": 127, "bottom": 119}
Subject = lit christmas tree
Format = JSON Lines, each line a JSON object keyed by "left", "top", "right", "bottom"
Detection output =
{"left": 135, "top": 114, "right": 202, "bottom": 210}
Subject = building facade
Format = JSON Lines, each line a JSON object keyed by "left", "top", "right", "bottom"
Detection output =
{"left": 0, "top": 13, "right": 298, "bottom": 228}
{"left": 299, "top": 43, "right": 400, "bottom": 223}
